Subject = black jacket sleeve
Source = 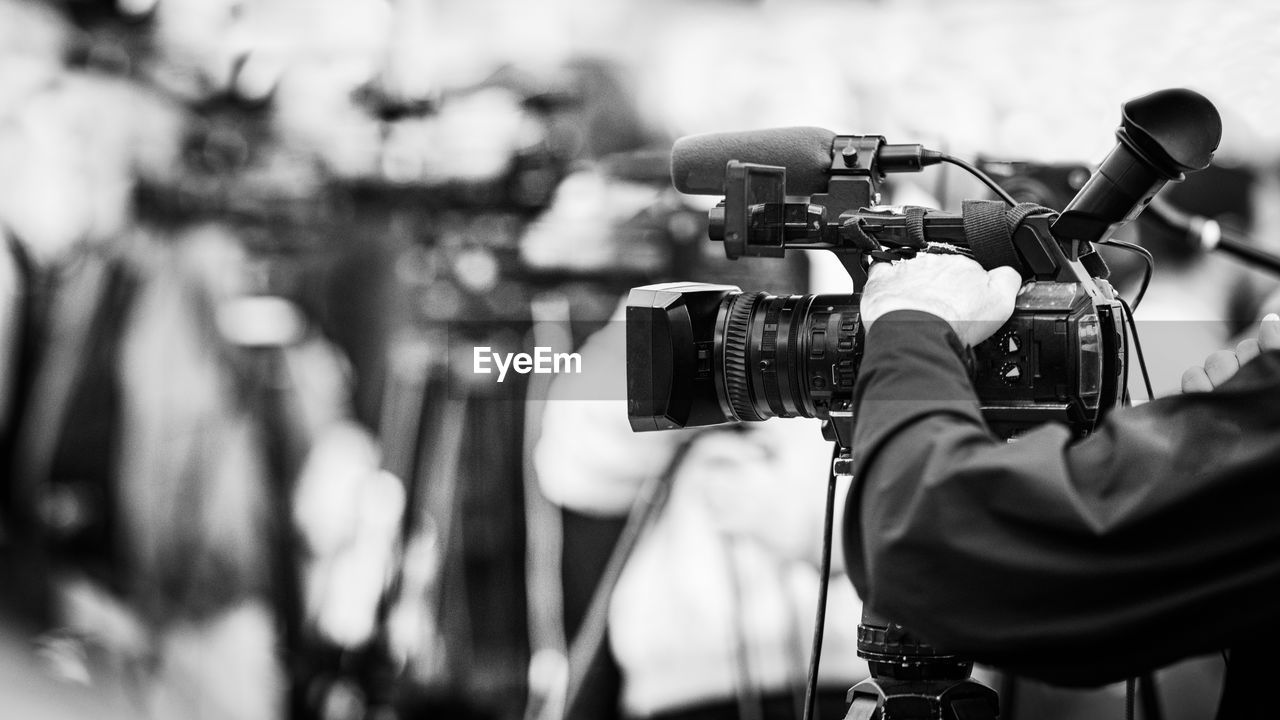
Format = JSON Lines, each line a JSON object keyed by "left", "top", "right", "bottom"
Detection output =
{"left": 846, "top": 310, "right": 1280, "bottom": 686}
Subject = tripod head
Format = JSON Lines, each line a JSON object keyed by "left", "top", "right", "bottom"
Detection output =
{"left": 846, "top": 610, "right": 997, "bottom": 720}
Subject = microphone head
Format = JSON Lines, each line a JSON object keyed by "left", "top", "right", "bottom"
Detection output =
{"left": 670, "top": 126, "right": 837, "bottom": 195}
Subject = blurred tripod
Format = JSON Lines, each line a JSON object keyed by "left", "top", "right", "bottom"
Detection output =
{"left": 369, "top": 319, "right": 533, "bottom": 720}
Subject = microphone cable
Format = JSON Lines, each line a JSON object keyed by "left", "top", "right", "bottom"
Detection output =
{"left": 936, "top": 153, "right": 1019, "bottom": 206}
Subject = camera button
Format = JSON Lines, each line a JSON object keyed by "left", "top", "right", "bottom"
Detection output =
{"left": 1000, "top": 331, "right": 1021, "bottom": 354}
{"left": 1001, "top": 363, "right": 1023, "bottom": 384}
{"left": 811, "top": 331, "right": 826, "bottom": 357}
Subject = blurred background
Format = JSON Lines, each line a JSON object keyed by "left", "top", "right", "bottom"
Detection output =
{"left": 2, "top": 0, "right": 1279, "bottom": 719}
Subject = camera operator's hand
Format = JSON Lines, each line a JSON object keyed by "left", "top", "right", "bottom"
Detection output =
{"left": 1181, "top": 313, "right": 1280, "bottom": 392}
{"left": 861, "top": 253, "right": 1022, "bottom": 347}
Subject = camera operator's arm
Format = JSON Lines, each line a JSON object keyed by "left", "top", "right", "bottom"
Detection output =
{"left": 849, "top": 254, "right": 1280, "bottom": 687}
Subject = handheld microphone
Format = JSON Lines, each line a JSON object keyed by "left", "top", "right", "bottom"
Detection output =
{"left": 1146, "top": 196, "right": 1280, "bottom": 276}
{"left": 1052, "top": 88, "right": 1222, "bottom": 245}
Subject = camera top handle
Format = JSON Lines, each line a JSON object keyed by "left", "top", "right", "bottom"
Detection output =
{"left": 687, "top": 88, "right": 1221, "bottom": 291}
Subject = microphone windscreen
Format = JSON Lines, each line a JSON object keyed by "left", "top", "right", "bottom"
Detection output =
{"left": 671, "top": 126, "right": 837, "bottom": 195}
{"left": 598, "top": 148, "right": 676, "bottom": 185}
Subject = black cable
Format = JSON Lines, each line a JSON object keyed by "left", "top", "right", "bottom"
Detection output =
{"left": 1119, "top": 297, "right": 1155, "bottom": 402}
{"left": 933, "top": 140, "right": 951, "bottom": 206}
{"left": 1125, "top": 677, "right": 1136, "bottom": 720}
{"left": 802, "top": 445, "right": 840, "bottom": 720}
{"left": 1099, "top": 241, "right": 1155, "bottom": 401}
{"left": 1098, "top": 238, "right": 1155, "bottom": 311}
{"left": 938, "top": 153, "right": 1018, "bottom": 206}
{"left": 1119, "top": 295, "right": 1132, "bottom": 409}
{"left": 1116, "top": 299, "right": 1147, "bottom": 720}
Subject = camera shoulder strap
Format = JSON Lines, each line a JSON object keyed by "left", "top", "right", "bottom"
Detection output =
{"left": 962, "top": 200, "right": 1056, "bottom": 273}
{"left": 962, "top": 199, "right": 1022, "bottom": 270}
{"left": 1005, "top": 201, "right": 1055, "bottom": 232}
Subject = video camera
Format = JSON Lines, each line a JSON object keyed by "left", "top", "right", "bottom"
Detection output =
{"left": 626, "top": 88, "right": 1222, "bottom": 444}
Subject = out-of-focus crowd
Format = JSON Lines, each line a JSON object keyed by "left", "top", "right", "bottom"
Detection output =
{"left": 4, "top": 2, "right": 1280, "bottom": 720}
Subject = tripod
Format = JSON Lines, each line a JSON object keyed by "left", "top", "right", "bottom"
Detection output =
{"left": 820, "top": 438, "right": 997, "bottom": 720}
{"left": 831, "top": 454, "right": 1167, "bottom": 720}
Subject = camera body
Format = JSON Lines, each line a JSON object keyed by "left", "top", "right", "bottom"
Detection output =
{"left": 624, "top": 91, "right": 1220, "bottom": 719}
{"left": 627, "top": 135, "right": 1126, "bottom": 443}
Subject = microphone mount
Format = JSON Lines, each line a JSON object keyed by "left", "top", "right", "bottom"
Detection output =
{"left": 705, "top": 135, "right": 941, "bottom": 285}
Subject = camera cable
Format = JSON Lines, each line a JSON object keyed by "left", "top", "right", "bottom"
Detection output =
{"left": 1118, "top": 297, "right": 1155, "bottom": 403}
{"left": 1118, "top": 293, "right": 1161, "bottom": 720}
{"left": 936, "top": 153, "right": 1019, "bottom": 206}
{"left": 1096, "top": 237, "right": 1156, "bottom": 402}
{"left": 801, "top": 444, "right": 841, "bottom": 720}
{"left": 1098, "top": 239, "right": 1156, "bottom": 312}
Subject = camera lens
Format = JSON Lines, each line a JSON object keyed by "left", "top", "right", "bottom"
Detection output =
{"left": 626, "top": 283, "right": 863, "bottom": 431}
{"left": 713, "top": 292, "right": 862, "bottom": 423}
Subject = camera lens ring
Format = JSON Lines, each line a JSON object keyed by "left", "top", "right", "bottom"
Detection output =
{"left": 723, "top": 292, "right": 764, "bottom": 421}
{"left": 757, "top": 298, "right": 787, "bottom": 418}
